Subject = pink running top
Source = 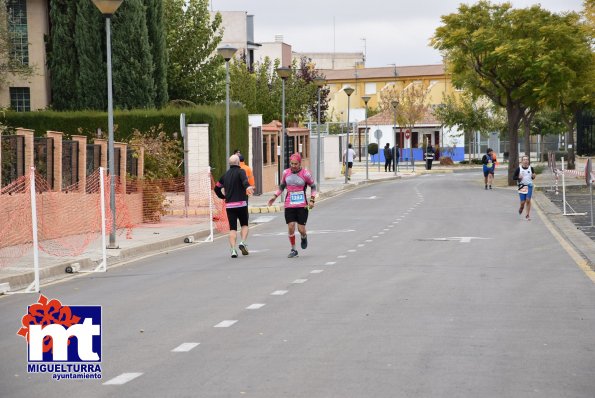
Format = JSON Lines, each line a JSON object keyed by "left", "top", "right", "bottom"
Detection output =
{"left": 275, "top": 168, "right": 317, "bottom": 208}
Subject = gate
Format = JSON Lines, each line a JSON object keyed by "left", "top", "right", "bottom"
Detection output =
{"left": 1, "top": 135, "right": 25, "bottom": 187}
{"left": 251, "top": 127, "right": 263, "bottom": 195}
{"left": 34, "top": 137, "right": 54, "bottom": 190}
{"left": 577, "top": 109, "right": 595, "bottom": 156}
{"left": 62, "top": 140, "right": 79, "bottom": 189}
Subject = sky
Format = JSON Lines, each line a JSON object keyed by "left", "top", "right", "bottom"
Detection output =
{"left": 211, "top": 0, "right": 585, "bottom": 68}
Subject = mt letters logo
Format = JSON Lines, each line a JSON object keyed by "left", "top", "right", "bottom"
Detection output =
{"left": 16, "top": 294, "right": 102, "bottom": 381}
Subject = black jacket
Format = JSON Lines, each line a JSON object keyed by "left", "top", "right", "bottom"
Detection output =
{"left": 214, "top": 166, "right": 250, "bottom": 204}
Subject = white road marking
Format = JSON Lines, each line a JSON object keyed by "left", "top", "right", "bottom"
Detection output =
{"left": 254, "top": 229, "right": 355, "bottom": 237}
{"left": 372, "top": 236, "right": 379, "bottom": 238}
{"left": 252, "top": 216, "right": 276, "bottom": 223}
{"left": 246, "top": 303, "right": 266, "bottom": 310}
{"left": 379, "top": 232, "right": 385, "bottom": 235}
{"left": 214, "top": 320, "right": 238, "bottom": 328}
{"left": 325, "top": 261, "right": 336, "bottom": 265}
{"left": 104, "top": 373, "right": 143, "bottom": 385}
{"left": 337, "top": 255, "right": 347, "bottom": 258}
{"left": 310, "top": 270, "right": 324, "bottom": 274}
{"left": 348, "top": 249, "right": 357, "bottom": 252}
{"left": 383, "top": 229, "right": 389, "bottom": 231}
{"left": 357, "top": 244, "right": 365, "bottom": 247}
{"left": 353, "top": 195, "right": 378, "bottom": 200}
{"left": 271, "top": 290, "right": 288, "bottom": 296}
{"left": 388, "top": 225, "right": 394, "bottom": 228}
{"left": 171, "top": 343, "right": 200, "bottom": 352}
{"left": 365, "top": 239, "right": 373, "bottom": 242}
{"left": 292, "top": 279, "right": 308, "bottom": 284}
{"left": 423, "top": 237, "right": 491, "bottom": 243}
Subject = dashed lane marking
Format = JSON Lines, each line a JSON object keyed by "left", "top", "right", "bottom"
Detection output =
{"left": 325, "top": 262, "right": 336, "bottom": 265}
{"left": 292, "top": 279, "right": 308, "bottom": 284}
{"left": 271, "top": 290, "right": 288, "bottom": 296}
{"left": 104, "top": 373, "right": 143, "bottom": 386}
{"left": 310, "top": 270, "right": 324, "bottom": 274}
{"left": 171, "top": 343, "right": 200, "bottom": 352}
{"left": 214, "top": 320, "right": 238, "bottom": 328}
{"left": 246, "top": 303, "right": 266, "bottom": 310}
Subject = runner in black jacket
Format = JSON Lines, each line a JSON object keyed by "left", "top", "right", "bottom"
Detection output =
{"left": 214, "top": 155, "right": 254, "bottom": 257}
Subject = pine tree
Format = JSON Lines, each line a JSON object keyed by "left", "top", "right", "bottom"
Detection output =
{"left": 48, "top": 0, "right": 78, "bottom": 110}
{"left": 111, "top": 0, "right": 155, "bottom": 109}
{"left": 75, "top": 0, "right": 105, "bottom": 110}
{"left": 144, "top": 0, "right": 168, "bottom": 108}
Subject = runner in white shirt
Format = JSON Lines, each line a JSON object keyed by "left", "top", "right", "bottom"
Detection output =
{"left": 513, "top": 155, "right": 536, "bottom": 221}
{"left": 342, "top": 143, "right": 356, "bottom": 181}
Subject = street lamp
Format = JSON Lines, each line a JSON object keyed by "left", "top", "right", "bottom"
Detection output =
{"left": 313, "top": 76, "right": 326, "bottom": 189}
{"left": 92, "top": 0, "right": 123, "bottom": 249}
{"left": 217, "top": 44, "right": 237, "bottom": 170}
{"left": 361, "top": 95, "right": 371, "bottom": 180}
{"left": 276, "top": 67, "right": 292, "bottom": 177}
{"left": 343, "top": 87, "right": 355, "bottom": 184}
{"left": 391, "top": 99, "right": 399, "bottom": 176}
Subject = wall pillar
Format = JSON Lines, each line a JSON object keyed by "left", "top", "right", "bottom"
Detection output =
{"left": 46, "top": 131, "right": 63, "bottom": 191}
{"left": 71, "top": 135, "right": 87, "bottom": 192}
{"left": 114, "top": 142, "right": 127, "bottom": 189}
{"left": 16, "top": 128, "right": 34, "bottom": 173}
{"left": 186, "top": 124, "right": 210, "bottom": 205}
{"left": 93, "top": 138, "right": 108, "bottom": 170}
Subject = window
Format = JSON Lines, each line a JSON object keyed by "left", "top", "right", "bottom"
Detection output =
{"left": 364, "top": 82, "right": 376, "bottom": 95}
{"left": 10, "top": 87, "right": 30, "bottom": 111}
{"left": 7, "top": 0, "right": 29, "bottom": 65}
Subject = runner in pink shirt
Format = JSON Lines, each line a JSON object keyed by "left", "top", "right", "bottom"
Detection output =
{"left": 268, "top": 153, "right": 318, "bottom": 258}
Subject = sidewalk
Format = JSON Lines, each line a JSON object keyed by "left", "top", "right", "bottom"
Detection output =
{"left": 0, "top": 163, "right": 418, "bottom": 292}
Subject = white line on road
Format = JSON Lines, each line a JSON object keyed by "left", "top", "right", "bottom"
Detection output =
{"left": 103, "top": 373, "right": 143, "bottom": 385}
{"left": 171, "top": 343, "right": 200, "bottom": 352}
{"left": 246, "top": 303, "right": 266, "bottom": 310}
{"left": 372, "top": 236, "right": 379, "bottom": 238}
{"left": 348, "top": 249, "right": 357, "bottom": 252}
{"left": 292, "top": 279, "right": 308, "bottom": 284}
{"left": 365, "top": 239, "right": 373, "bottom": 242}
{"left": 357, "top": 244, "right": 365, "bottom": 247}
{"left": 214, "top": 320, "right": 238, "bottom": 328}
{"left": 378, "top": 232, "right": 385, "bottom": 235}
{"left": 383, "top": 229, "right": 389, "bottom": 231}
{"left": 337, "top": 255, "right": 347, "bottom": 258}
{"left": 310, "top": 270, "right": 324, "bottom": 274}
{"left": 325, "top": 262, "right": 336, "bottom": 265}
{"left": 271, "top": 290, "right": 288, "bottom": 296}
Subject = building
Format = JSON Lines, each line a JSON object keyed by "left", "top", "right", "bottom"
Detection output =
{"left": 293, "top": 51, "right": 364, "bottom": 70}
{"left": 0, "top": 0, "right": 50, "bottom": 111}
{"left": 214, "top": 11, "right": 261, "bottom": 70}
{"left": 255, "top": 35, "right": 292, "bottom": 68}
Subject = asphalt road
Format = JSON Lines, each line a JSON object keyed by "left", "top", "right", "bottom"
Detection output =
{"left": 2, "top": 170, "right": 595, "bottom": 398}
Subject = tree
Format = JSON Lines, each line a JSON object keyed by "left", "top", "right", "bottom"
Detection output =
{"left": 433, "top": 1, "right": 592, "bottom": 184}
{"left": 164, "top": 0, "right": 224, "bottom": 104}
{"left": 229, "top": 59, "right": 257, "bottom": 112}
{"left": 144, "top": 0, "right": 168, "bottom": 108}
{"left": 111, "top": 0, "right": 155, "bottom": 109}
{"left": 48, "top": 0, "right": 78, "bottom": 110}
{"left": 0, "top": 0, "right": 33, "bottom": 93}
{"left": 296, "top": 57, "right": 329, "bottom": 124}
{"left": 74, "top": 0, "right": 105, "bottom": 110}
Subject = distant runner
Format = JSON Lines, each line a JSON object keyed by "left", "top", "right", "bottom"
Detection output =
{"left": 482, "top": 148, "right": 496, "bottom": 190}
{"left": 267, "top": 153, "right": 317, "bottom": 258}
{"left": 513, "top": 155, "right": 536, "bottom": 221}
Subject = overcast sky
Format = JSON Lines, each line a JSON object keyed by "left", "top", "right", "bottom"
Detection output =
{"left": 211, "top": 0, "right": 585, "bottom": 67}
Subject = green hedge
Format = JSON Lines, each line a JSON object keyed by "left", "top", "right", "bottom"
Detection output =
{"left": 1, "top": 105, "right": 249, "bottom": 177}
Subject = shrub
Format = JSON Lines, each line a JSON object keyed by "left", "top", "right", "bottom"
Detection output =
{"left": 368, "top": 142, "right": 378, "bottom": 156}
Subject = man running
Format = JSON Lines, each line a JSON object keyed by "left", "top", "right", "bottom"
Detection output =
{"left": 214, "top": 155, "right": 254, "bottom": 258}
{"left": 513, "top": 155, "right": 536, "bottom": 221}
{"left": 267, "top": 153, "right": 317, "bottom": 258}
{"left": 482, "top": 148, "right": 496, "bottom": 190}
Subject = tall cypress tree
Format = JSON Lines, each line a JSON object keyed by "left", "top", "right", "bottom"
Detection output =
{"left": 75, "top": 0, "right": 105, "bottom": 110}
{"left": 111, "top": 0, "right": 155, "bottom": 109}
{"left": 48, "top": 0, "right": 78, "bottom": 110}
{"left": 144, "top": 0, "right": 168, "bottom": 108}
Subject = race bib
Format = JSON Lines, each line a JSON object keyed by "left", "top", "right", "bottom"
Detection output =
{"left": 487, "top": 161, "right": 492, "bottom": 167}
{"left": 289, "top": 191, "right": 305, "bottom": 205}
{"left": 518, "top": 185, "right": 529, "bottom": 194}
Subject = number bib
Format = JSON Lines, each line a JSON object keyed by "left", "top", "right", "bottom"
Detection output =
{"left": 289, "top": 191, "right": 305, "bottom": 205}
{"left": 518, "top": 185, "right": 529, "bottom": 194}
{"left": 487, "top": 161, "right": 492, "bottom": 167}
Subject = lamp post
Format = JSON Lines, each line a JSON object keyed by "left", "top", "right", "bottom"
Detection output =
{"left": 343, "top": 87, "right": 354, "bottom": 184}
{"left": 217, "top": 45, "right": 237, "bottom": 170}
{"left": 276, "top": 67, "right": 292, "bottom": 177}
{"left": 92, "top": 0, "right": 123, "bottom": 249}
{"left": 361, "top": 95, "right": 371, "bottom": 180}
{"left": 313, "top": 76, "right": 326, "bottom": 189}
{"left": 391, "top": 99, "right": 399, "bottom": 176}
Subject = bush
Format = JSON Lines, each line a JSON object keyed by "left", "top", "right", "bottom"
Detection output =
{"left": 368, "top": 142, "right": 378, "bottom": 156}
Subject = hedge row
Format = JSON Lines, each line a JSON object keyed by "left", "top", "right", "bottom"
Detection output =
{"left": 0, "top": 105, "right": 249, "bottom": 177}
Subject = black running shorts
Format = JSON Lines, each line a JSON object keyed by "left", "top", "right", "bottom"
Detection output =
{"left": 284, "top": 207, "right": 309, "bottom": 225}
{"left": 226, "top": 206, "right": 249, "bottom": 230}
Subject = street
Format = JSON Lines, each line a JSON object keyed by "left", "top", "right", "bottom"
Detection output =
{"left": 2, "top": 170, "right": 595, "bottom": 398}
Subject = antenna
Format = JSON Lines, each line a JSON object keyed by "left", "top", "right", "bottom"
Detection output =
{"left": 361, "top": 37, "right": 366, "bottom": 64}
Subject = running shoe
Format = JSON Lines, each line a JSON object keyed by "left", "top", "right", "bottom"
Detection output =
{"left": 300, "top": 235, "right": 308, "bottom": 250}
{"left": 526, "top": 214, "right": 531, "bottom": 221}
{"left": 239, "top": 242, "right": 249, "bottom": 256}
{"left": 231, "top": 248, "right": 238, "bottom": 258}
{"left": 489, "top": 185, "right": 492, "bottom": 190}
{"left": 288, "top": 249, "right": 298, "bottom": 258}
{"left": 485, "top": 185, "right": 488, "bottom": 190}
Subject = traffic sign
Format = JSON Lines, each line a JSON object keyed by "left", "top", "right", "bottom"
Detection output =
{"left": 374, "top": 129, "right": 383, "bottom": 140}
{"left": 405, "top": 129, "right": 411, "bottom": 139}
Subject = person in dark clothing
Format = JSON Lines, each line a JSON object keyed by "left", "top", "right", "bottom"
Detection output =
{"left": 383, "top": 143, "right": 393, "bottom": 172}
{"left": 392, "top": 144, "right": 400, "bottom": 173}
{"left": 481, "top": 148, "right": 496, "bottom": 190}
{"left": 425, "top": 144, "right": 435, "bottom": 170}
{"left": 214, "top": 155, "right": 254, "bottom": 258}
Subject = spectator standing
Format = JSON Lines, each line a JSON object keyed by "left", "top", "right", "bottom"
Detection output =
{"left": 425, "top": 144, "right": 435, "bottom": 170}
{"left": 383, "top": 143, "right": 393, "bottom": 172}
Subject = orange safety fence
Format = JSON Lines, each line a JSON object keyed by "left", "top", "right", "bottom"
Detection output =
{"left": 0, "top": 168, "right": 227, "bottom": 268}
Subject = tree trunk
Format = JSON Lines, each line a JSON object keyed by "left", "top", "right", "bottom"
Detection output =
{"left": 507, "top": 103, "right": 523, "bottom": 186}
{"left": 523, "top": 117, "right": 531, "bottom": 159}
{"left": 566, "top": 118, "right": 576, "bottom": 170}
